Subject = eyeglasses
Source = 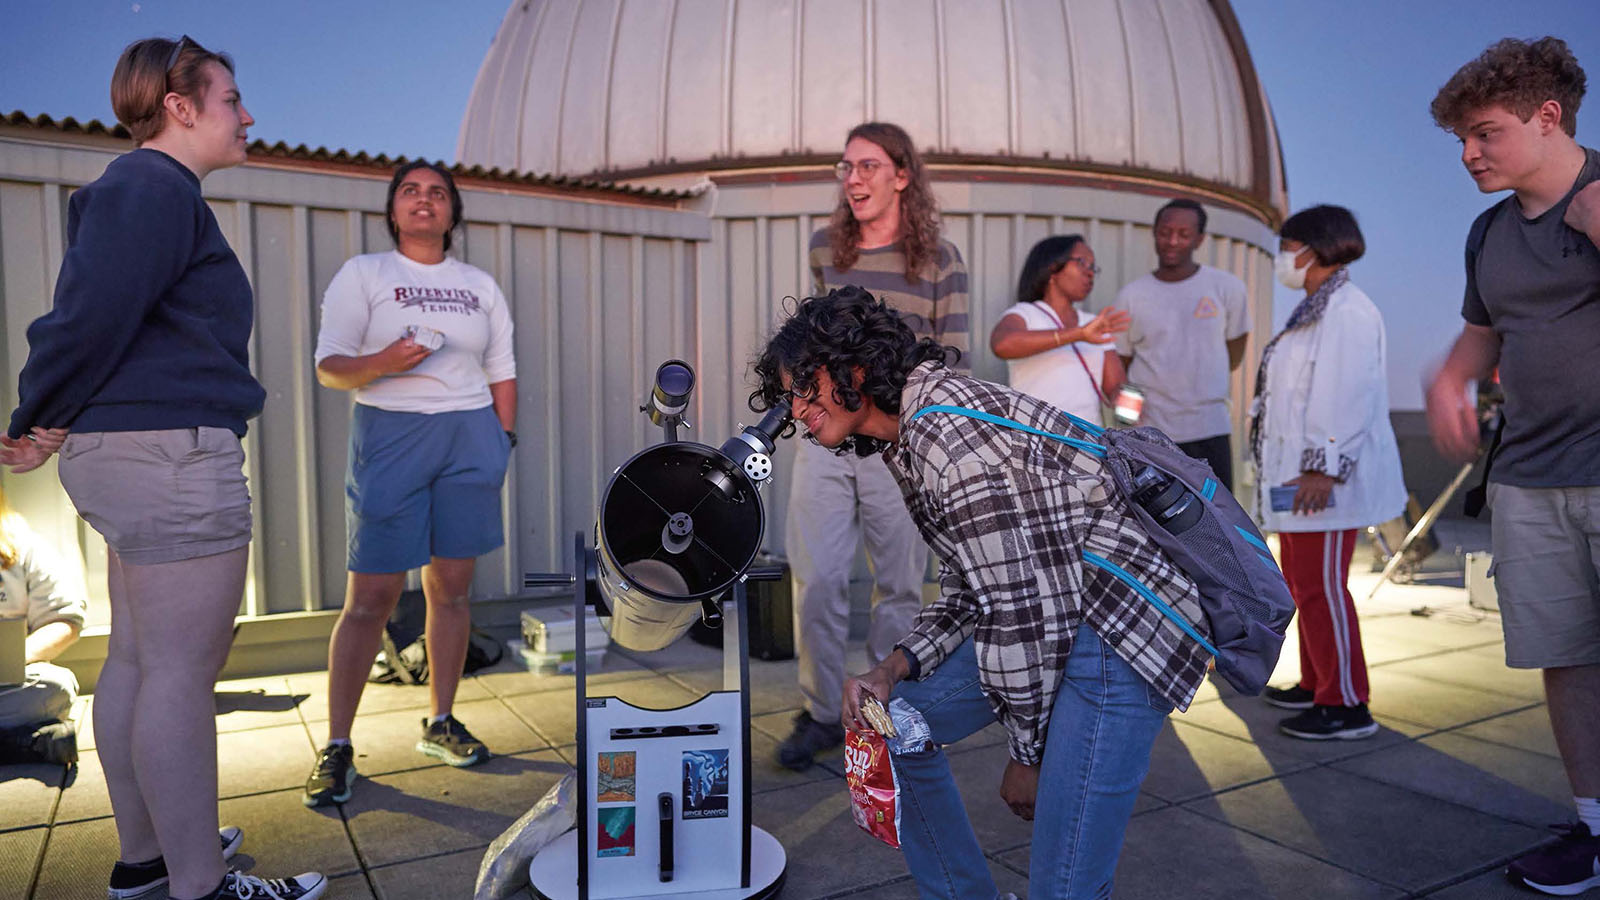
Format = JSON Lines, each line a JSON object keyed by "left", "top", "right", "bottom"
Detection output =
{"left": 833, "top": 159, "right": 888, "bottom": 181}
{"left": 1062, "top": 257, "right": 1101, "bottom": 276}
{"left": 164, "top": 34, "right": 195, "bottom": 90}
{"left": 778, "top": 382, "right": 820, "bottom": 407}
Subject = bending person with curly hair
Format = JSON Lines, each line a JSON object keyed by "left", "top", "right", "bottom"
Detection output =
{"left": 753, "top": 286, "right": 1210, "bottom": 900}
{"left": 779, "top": 122, "right": 970, "bottom": 771}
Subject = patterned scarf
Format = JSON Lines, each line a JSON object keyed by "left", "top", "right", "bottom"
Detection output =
{"left": 1248, "top": 266, "right": 1349, "bottom": 475}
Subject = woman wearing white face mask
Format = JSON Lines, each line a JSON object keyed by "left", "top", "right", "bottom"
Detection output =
{"left": 1249, "top": 205, "right": 1405, "bottom": 741}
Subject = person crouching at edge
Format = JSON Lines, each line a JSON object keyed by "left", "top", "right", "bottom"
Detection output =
{"left": 749, "top": 286, "right": 1211, "bottom": 900}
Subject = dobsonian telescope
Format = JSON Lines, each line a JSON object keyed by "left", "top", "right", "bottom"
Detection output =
{"left": 525, "top": 360, "right": 790, "bottom": 900}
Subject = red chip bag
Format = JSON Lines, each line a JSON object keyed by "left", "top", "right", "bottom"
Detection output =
{"left": 843, "top": 728, "right": 900, "bottom": 849}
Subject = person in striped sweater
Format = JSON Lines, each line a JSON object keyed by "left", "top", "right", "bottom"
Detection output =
{"left": 778, "top": 122, "right": 970, "bottom": 771}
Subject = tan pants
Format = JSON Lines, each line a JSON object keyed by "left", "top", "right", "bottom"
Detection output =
{"left": 786, "top": 440, "right": 926, "bottom": 722}
{"left": 57, "top": 427, "right": 251, "bottom": 565}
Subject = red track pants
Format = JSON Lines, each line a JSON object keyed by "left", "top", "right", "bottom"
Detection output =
{"left": 1279, "top": 529, "right": 1369, "bottom": 707}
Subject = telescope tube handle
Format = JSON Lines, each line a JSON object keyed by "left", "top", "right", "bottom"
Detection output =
{"left": 522, "top": 573, "right": 577, "bottom": 588}
{"left": 743, "top": 565, "right": 786, "bottom": 582}
{"left": 699, "top": 598, "right": 722, "bottom": 629}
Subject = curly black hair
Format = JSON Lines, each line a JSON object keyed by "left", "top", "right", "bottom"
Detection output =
{"left": 1431, "top": 37, "right": 1587, "bottom": 136}
{"left": 749, "top": 285, "right": 958, "bottom": 457}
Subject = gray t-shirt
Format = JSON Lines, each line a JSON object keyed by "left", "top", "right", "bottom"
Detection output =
{"left": 1463, "top": 146, "right": 1600, "bottom": 487}
{"left": 1112, "top": 265, "right": 1250, "bottom": 442}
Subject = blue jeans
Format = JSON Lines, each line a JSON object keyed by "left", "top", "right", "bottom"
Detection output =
{"left": 890, "top": 628, "right": 1172, "bottom": 900}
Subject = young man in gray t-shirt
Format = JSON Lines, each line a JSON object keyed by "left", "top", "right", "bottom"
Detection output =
{"left": 1113, "top": 199, "right": 1250, "bottom": 488}
{"left": 1425, "top": 37, "right": 1600, "bottom": 897}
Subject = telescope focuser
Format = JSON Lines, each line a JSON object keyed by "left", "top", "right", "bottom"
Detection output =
{"left": 705, "top": 407, "right": 791, "bottom": 502}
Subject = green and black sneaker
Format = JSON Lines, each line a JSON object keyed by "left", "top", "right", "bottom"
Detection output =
{"left": 417, "top": 715, "right": 489, "bottom": 767}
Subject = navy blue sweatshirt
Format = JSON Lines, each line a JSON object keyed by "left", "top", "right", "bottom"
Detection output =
{"left": 6, "top": 149, "right": 265, "bottom": 440}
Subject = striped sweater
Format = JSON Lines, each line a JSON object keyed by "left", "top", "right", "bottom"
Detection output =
{"left": 808, "top": 228, "right": 971, "bottom": 372}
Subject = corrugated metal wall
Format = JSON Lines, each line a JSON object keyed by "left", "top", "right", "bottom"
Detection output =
{"left": 1, "top": 133, "right": 1275, "bottom": 629}
{"left": 0, "top": 134, "right": 709, "bottom": 626}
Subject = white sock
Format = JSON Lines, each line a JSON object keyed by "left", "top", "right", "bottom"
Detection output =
{"left": 429, "top": 713, "right": 450, "bottom": 726}
{"left": 326, "top": 738, "right": 351, "bottom": 748}
{"left": 1576, "top": 796, "right": 1600, "bottom": 833}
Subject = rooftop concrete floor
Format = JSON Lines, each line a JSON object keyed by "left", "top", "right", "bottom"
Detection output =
{"left": 1, "top": 531, "right": 1576, "bottom": 899}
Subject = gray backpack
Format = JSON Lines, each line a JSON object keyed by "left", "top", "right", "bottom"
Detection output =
{"left": 908, "top": 405, "right": 1295, "bottom": 695}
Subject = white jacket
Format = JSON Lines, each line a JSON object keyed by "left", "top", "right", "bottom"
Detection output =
{"left": 1253, "top": 281, "right": 1406, "bottom": 533}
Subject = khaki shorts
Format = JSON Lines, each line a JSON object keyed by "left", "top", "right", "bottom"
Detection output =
{"left": 57, "top": 428, "right": 252, "bottom": 566}
{"left": 1488, "top": 482, "right": 1600, "bottom": 669}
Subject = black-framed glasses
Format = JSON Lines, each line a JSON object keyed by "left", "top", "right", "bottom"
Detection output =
{"left": 777, "top": 383, "right": 819, "bottom": 407}
{"left": 164, "top": 34, "right": 195, "bottom": 89}
{"left": 833, "top": 159, "right": 887, "bottom": 181}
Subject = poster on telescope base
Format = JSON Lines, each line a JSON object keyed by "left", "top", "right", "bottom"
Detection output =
{"left": 585, "top": 691, "right": 745, "bottom": 898}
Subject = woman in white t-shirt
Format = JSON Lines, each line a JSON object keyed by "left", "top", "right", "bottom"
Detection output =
{"left": 304, "top": 161, "right": 517, "bottom": 806}
{"left": 989, "top": 235, "right": 1128, "bottom": 424}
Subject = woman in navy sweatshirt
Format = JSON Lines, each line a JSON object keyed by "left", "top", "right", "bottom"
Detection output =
{"left": 0, "top": 37, "right": 324, "bottom": 900}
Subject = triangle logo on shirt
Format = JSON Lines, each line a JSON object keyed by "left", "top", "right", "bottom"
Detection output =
{"left": 1193, "top": 296, "right": 1219, "bottom": 319}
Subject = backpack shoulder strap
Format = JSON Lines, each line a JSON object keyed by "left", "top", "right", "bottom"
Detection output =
{"left": 908, "top": 404, "right": 1108, "bottom": 457}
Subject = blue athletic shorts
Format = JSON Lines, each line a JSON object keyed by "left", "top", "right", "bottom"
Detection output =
{"left": 345, "top": 403, "right": 510, "bottom": 573}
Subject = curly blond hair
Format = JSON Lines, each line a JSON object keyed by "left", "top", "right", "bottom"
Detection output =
{"left": 1431, "top": 37, "right": 1586, "bottom": 136}
{"left": 827, "top": 122, "right": 942, "bottom": 282}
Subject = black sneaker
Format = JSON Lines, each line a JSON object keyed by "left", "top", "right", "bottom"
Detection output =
{"left": 1278, "top": 704, "right": 1379, "bottom": 741}
{"left": 1507, "top": 822, "right": 1600, "bottom": 896}
{"left": 206, "top": 870, "right": 327, "bottom": 900}
{"left": 302, "top": 743, "right": 357, "bottom": 808}
{"left": 417, "top": 715, "right": 489, "bottom": 767}
{"left": 776, "top": 710, "right": 844, "bottom": 772}
{"left": 106, "top": 827, "right": 244, "bottom": 899}
{"left": 1263, "top": 685, "right": 1315, "bottom": 710}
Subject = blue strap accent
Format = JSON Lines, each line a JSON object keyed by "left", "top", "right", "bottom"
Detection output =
{"left": 1235, "top": 526, "right": 1272, "bottom": 555}
{"left": 1256, "top": 551, "right": 1280, "bottom": 572}
{"left": 909, "top": 405, "right": 1108, "bottom": 457}
{"left": 1201, "top": 478, "right": 1217, "bottom": 501}
{"left": 1061, "top": 411, "right": 1105, "bottom": 438}
{"left": 1082, "top": 551, "right": 1220, "bottom": 658}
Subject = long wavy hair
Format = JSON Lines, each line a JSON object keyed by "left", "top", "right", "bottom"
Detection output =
{"left": 827, "top": 122, "right": 942, "bottom": 282}
{"left": 750, "top": 286, "right": 957, "bottom": 457}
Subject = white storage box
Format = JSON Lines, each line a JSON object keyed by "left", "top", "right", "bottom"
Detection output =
{"left": 1466, "top": 551, "right": 1499, "bottom": 612}
{"left": 509, "top": 639, "right": 607, "bottom": 675}
{"left": 520, "top": 605, "right": 610, "bottom": 655}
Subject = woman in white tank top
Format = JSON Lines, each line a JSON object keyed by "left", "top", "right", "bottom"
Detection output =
{"left": 989, "top": 235, "right": 1128, "bottom": 424}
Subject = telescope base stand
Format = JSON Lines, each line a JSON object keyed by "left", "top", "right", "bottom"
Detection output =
{"left": 528, "top": 826, "right": 787, "bottom": 900}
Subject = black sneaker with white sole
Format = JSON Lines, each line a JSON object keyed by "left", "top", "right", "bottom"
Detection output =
{"left": 303, "top": 742, "right": 357, "bottom": 808}
{"left": 417, "top": 715, "right": 489, "bottom": 767}
{"left": 106, "top": 827, "right": 245, "bottom": 900}
{"left": 205, "top": 870, "right": 327, "bottom": 900}
{"left": 1262, "top": 684, "right": 1315, "bottom": 710}
{"left": 1506, "top": 822, "right": 1600, "bottom": 896}
{"left": 1278, "top": 703, "right": 1379, "bottom": 740}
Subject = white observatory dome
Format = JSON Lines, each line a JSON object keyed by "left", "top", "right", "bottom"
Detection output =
{"left": 458, "top": 0, "right": 1286, "bottom": 221}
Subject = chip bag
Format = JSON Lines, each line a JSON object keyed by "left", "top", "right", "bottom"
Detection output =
{"left": 843, "top": 728, "right": 901, "bottom": 848}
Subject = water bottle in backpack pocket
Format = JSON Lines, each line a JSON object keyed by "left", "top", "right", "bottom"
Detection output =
{"left": 907, "top": 404, "right": 1296, "bottom": 695}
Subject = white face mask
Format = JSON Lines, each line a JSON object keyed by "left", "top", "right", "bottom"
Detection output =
{"left": 1275, "top": 248, "right": 1311, "bottom": 290}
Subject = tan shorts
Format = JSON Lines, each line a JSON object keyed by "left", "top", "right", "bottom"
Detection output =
{"left": 1487, "top": 482, "right": 1600, "bottom": 669}
{"left": 57, "top": 428, "right": 252, "bottom": 566}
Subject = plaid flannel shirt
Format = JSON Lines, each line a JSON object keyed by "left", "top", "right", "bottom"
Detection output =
{"left": 887, "top": 363, "right": 1211, "bottom": 765}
